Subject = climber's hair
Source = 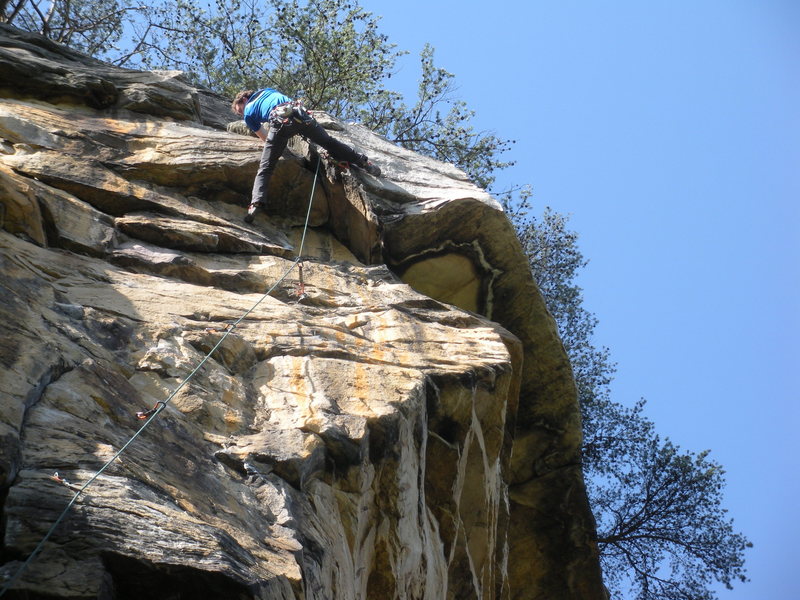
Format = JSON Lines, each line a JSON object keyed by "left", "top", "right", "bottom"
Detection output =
{"left": 231, "top": 90, "right": 255, "bottom": 114}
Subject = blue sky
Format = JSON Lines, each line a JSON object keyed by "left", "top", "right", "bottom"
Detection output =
{"left": 365, "top": 1, "right": 799, "bottom": 598}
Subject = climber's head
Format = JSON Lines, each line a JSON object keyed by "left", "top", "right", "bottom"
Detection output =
{"left": 231, "top": 90, "right": 254, "bottom": 116}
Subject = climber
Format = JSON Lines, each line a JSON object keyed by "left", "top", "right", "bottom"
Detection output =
{"left": 232, "top": 88, "right": 382, "bottom": 223}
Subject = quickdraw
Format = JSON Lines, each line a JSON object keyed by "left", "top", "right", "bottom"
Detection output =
{"left": 295, "top": 262, "right": 307, "bottom": 300}
{"left": 50, "top": 472, "right": 81, "bottom": 493}
{"left": 136, "top": 401, "right": 166, "bottom": 420}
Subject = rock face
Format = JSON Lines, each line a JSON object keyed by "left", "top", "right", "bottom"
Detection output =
{"left": 0, "top": 24, "right": 605, "bottom": 599}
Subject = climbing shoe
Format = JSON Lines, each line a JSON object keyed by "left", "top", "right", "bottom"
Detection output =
{"left": 356, "top": 157, "right": 381, "bottom": 177}
{"left": 363, "top": 161, "right": 381, "bottom": 177}
{"left": 244, "top": 202, "right": 262, "bottom": 223}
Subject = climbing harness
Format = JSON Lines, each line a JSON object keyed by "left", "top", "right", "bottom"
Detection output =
{"left": 270, "top": 99, "right": 314, "bottom": 126}
{"left": 0, "top": 157, "right": 323, "bottom": 598}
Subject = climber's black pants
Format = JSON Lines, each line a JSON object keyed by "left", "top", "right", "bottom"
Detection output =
{"left": 251, "top": 118, "right": 364, "bottom": 207}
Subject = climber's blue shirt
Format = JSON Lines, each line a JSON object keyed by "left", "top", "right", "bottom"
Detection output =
{"left": 243, "top": 88, "right": 292, "bottom": 132}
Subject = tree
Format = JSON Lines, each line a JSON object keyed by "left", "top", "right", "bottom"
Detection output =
{"left": 113, "top": 0, "right": 277, "bottom": 91}
{"left": 116, "top": 0, "right": 405, "bottom": 113}
{"left": 1, "top": 0, "right": 136, "bottom": 58}
{"left": 503, "top": 194, "right": 615, "bottom": 431}
{"left": 62, "top": 0, "right": 512, "bottom": 189}
{"left": 592, "top": 433, "right": 751, "bottom": 600}
{"left": 265, "top": 0, "right": 401, "bottom": 120}
{"left": 503, "top": 193, "right": 751, "bottom": 599}
{"left": 362, "top": 44, "right": 514, "bottom": 189}
{"left": 4, "top": 0, "right": 513, "bottom": 188}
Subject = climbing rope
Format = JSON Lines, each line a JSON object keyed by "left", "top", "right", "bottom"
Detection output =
{"left": 0, "top": 156, "right": 323, "bottom": 597}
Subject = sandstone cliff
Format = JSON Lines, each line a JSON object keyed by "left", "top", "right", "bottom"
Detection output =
{"left": 0, "top": 24, "right": 605, "bottom": 599}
